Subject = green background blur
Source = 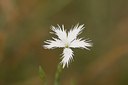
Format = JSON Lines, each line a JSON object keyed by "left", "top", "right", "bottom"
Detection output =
{"left": 0, "top": 0, "right": 128, "bottom": 85}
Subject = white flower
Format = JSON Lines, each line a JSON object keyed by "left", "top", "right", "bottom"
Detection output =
{"left": 43, "top": 24, "right": 92, "bottom": 68}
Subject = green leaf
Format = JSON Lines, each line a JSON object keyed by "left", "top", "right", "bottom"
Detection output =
{"left": 39, "top": 65, "right": 46, "bottom": 80}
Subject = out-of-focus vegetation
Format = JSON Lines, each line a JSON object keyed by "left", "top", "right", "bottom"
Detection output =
{"left": 0, "top": 0, "right": 128, "bottom": 85}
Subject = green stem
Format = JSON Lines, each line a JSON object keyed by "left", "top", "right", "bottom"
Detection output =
{"left": 54, "top": 64, "right": 63, "bottom": 85}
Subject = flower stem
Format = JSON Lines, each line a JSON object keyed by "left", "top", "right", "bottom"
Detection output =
{"left": 54, "top": 64, "right": 63, "bottom": 85}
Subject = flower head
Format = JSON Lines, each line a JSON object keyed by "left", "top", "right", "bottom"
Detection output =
{"left": 43, "top": 24, "right": 92, "bottom": 68}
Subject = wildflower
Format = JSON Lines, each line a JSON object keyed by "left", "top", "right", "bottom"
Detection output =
{"left": 43, "top": 24, "right": 92, "bottom": 68}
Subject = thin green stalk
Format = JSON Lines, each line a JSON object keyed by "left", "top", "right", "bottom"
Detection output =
{"left": 54, "top": 64, "right": 63, "bottom": 85}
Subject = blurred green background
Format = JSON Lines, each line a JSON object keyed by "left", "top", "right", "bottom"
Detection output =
{"left": 0, "top": 0, "right": 128, "bottom": 85}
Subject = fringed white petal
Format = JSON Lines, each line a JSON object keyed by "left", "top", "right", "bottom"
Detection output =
{"left": 60, "top": 48, "right": 74, "bottom": 68}
{"left": 43, "top": 38, "right": 65, "bottom": 49}
{"left": 67, "top": 24, "right": 84, "bottom": 43}
{"left": 51, "top": 25, "right": 67, "bottom": 43}
{"left": 69, "top": 38, "right": 92, "bottom": 50}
